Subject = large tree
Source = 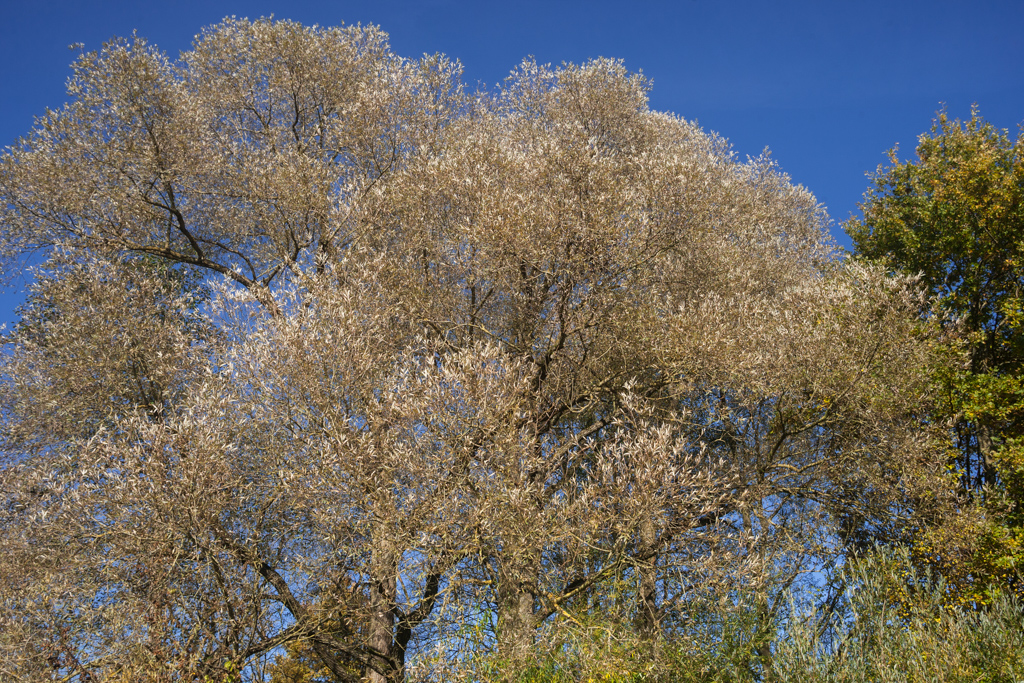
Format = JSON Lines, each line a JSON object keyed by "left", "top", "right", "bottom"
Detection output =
{"left": 846, "top": 107, "right": 1024, "bottom": 603}
{"left": 1, "top": 18, "right": 946, "bottom": 682}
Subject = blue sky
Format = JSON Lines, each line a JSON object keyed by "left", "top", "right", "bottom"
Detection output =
{"left": 2, "top": 0, "right": 1023, "bottom": 324}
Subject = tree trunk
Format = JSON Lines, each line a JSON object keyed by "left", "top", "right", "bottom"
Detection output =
{"left": 497, "top": 569, "right": 536, "bottom": 665}
{"left": 634, "top": 517, "right": 659, "bottom": 652}
{"left": 367, "top": 551, "right": 399, "bottom": 683}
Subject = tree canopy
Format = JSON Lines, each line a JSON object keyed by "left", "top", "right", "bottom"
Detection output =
{"left": 846, "top": 107, "right": 1024, "bottom": 604}
{"left": 0, "top": 18, "right": 953, "bottom": 683}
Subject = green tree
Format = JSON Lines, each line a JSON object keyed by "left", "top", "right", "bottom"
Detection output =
{"left": 846, "top": 106, "right": 1024, "bottom": 603}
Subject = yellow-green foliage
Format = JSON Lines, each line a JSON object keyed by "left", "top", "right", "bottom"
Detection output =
{"left": 847, "top": 107, "right": 1024, "bottom": 603}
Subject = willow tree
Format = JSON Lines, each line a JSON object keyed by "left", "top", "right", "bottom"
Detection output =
{"left": 0, "top": 18, "right": 947, "bottom": 683}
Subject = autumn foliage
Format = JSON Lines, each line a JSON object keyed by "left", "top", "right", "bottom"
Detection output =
{"left": 0, "top": 18, "right": 1014, "bottom": 683}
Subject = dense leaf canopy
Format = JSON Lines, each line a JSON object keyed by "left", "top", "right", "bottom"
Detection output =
{"left": 847, "top": 107, "right": 1024, "bottom": 604}
{"left": 0, "top": 18, "right": 952, "bottom": 683}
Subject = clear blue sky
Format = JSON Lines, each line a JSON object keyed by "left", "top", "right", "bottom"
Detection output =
{"left": 2, "top": 0, "right": 1023, "bottom": 324}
